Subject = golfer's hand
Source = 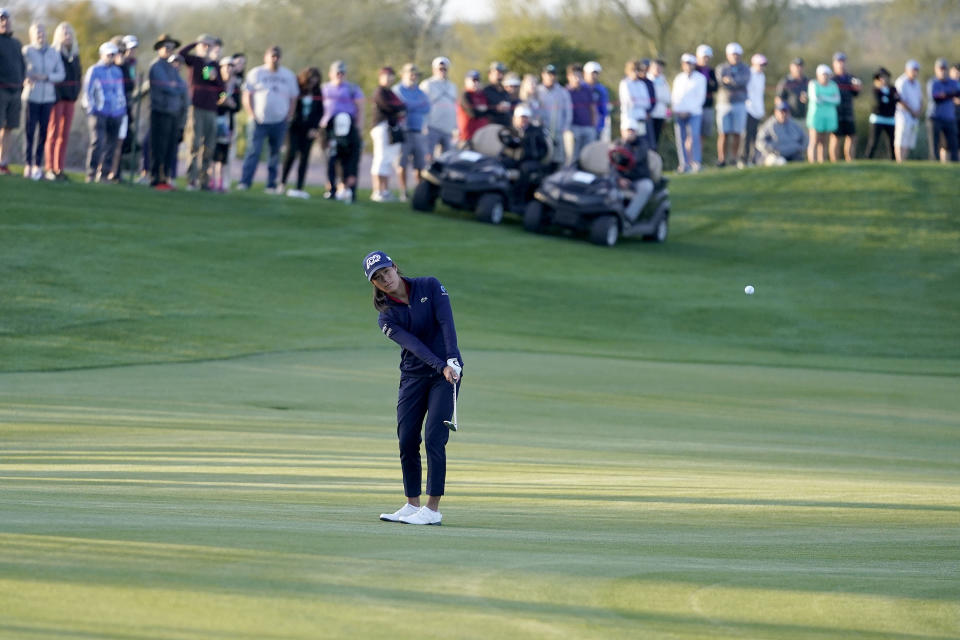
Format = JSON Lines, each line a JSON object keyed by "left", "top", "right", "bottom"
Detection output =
{"left": 442, "top": 366, "right": 459, "bottom": 383}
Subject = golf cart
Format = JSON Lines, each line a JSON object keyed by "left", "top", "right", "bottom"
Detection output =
{"left": 523, "top": 140, "right": 671, "bottom": 247}
{"left": 411, "top": 124, "right": 551, "bottom": 224}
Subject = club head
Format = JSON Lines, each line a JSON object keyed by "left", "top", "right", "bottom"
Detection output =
{"left": 443, "top": 420, "right": 458, "bottom": 431}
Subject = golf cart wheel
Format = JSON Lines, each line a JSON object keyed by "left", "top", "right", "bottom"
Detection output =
{"left": 643, "top": 216, "right": 669, "bottom": 243}
{"left": 411, "top": 181, "right": 438, "bottom": 212}
{"left": 589, "top": 215, "right": 619, "bottom": 247}
{"left": 476, "top": 193, "right": 505, "bottom": 224}
{"left": 523, "top": 201, "right": 547, "bottom": 233}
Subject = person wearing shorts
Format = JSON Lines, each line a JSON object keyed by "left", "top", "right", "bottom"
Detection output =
{"left": 393, "top": 63, "right": 430, "bottom": 201}
{"left": 806, "top": 64, "right": 840, "bottom": 163}
{"left": 714, "top": 43, "right": 750, "bottom": 167}
{"left": 695, "top": 45, "right": 717, "bottom": 156}
{"left": 369, "top": 66, "right": 404, "bottom": 202}
{"left": 829, "top": 52, "right": 861, "bottom": 162}
{"left": 365, "top": 250, "right": 463, "bottom": 527}
{"left": 0, "top": 9, "right": 25, "bottom": 175}
{"left": 894, "top": 59, "right": 922, "bottom": 163}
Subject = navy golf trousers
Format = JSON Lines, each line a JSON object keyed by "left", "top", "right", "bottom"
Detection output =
{"left": 396, "top": 374, "right": 458, "bottom": 497}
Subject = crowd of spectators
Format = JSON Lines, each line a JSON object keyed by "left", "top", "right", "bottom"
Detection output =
{"left": 1, "top": 8, "right": 958, "bottom": 200}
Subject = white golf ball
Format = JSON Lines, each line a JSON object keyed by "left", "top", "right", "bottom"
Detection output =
{"left": 744, "top": 285, "right": 755, "bottom": 295}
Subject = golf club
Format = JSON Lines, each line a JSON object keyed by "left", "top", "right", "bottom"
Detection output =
{"left": 443, "top": 383, "right": 458, "bottom": 431}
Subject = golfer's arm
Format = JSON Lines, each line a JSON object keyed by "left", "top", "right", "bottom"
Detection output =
{"left": 432, "top": 284, "right": 461, "bottom": 363}
{"left": 380, "top": 321, "right": 446, "bottom": 374}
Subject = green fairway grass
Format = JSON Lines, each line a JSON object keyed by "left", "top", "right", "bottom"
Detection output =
{"left": 1, "top": 163, "right": 958, "bottom": 639}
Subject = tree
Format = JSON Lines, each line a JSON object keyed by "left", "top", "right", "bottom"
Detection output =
{"left": 608, "top": 0, "right": 694, "bottom": 57}
{"left": 489, "top": 33, "right": 598, "bottom": 78}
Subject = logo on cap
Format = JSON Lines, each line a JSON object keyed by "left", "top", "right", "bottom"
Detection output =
{"left": 365, "top": 254, "right": 382, "bottom": 269}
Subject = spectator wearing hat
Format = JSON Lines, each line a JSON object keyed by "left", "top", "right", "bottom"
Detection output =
{"left": 611, "top": 119, "right": 654, "bottom": 223}
{"left": 672, "top": 53, "right": 706, "bottom": 173}
{"left": 238, "top": 45, "right": 298, "bottom": 193}
{"left": 21, "top": 22, "right": 64, "bottom": 180}
{"left": 0, "top": 7, "right": 24, "bottom": 176}
{"left": 776, "top": 58, "right": 809, "bottom": 121}
{"left": 498, "top": 103, "right": 549, "bottom": 199}
{"left": 714, "top": 42, "right": 751, "bottom": 167}
{"left": 44, "top": 22, "right": 81, "bottom": 181}
{"left": 147, "top": 34, "right": 185, "bottom": 189}
{"left": 455, "top": 69, "right": 489, "bottom": 145}
{"left": 618, "top": 60, "right": 651, "bottom": 149}
{"left": 420, "top": 56, "right": 456, "bottom": 160}
{"left": 756, "top": 99, "right": 807, "bottom": 166}
{"left": 369, "top": 65, "right": 405, "bottom": 202}
{"left": 694, "top": 45, "right": 718, "bottom": 156}
{"left": 647, "top": 59, "right": 671, "bottom": 150}
{"left": 829, "top": 52, "right": 861, "bottom": 162}
{"left": 952, "top": 63, "right": 960, "bottom": 155}
{"left": 394, "top": 62, "right": 430, "bottom": 201}
{"left": 82, "top": 41, "right": 126, "bottom": 182}
{"left": 320, "top": 60, "right": 363, "bottom": 200}
{"left": 518, "top": 74, "right": 541, "bottom": 124}
{"left": 536, "top": 64, "right": 571, "bottom": 165}
{"left": 929, "top": 58, "right": 959, "bottom": 162}
{"left": 211, "top": 55, "right": 241, "bottom": 191}
{"left": 503, "top": 72, "right": 522, "bottom": 111}
{"left": 279, "top": 66, "right": 322, "bottom": 199}
{"left": 482, "top": 61, "right": 512, "bottom": 127}
{"left": 894, "top": 60, "right": 923, "bottom": 163}
{"left": 806, "top": 64, "right": 840, "bottom": 163}
{"left": 179, "top": 34, "right": 225, "bottom": 189}
{"left": 865, "top": 68, "right": 899, "bottom": 160}
{"left": 741, "top": 53, "right": 767, "bottom": 166}
{"left": 566, "top": 63, "right": 597, "bottom": 165}
{"left": 583, "top": 61, "right": 609, "bottom": 141}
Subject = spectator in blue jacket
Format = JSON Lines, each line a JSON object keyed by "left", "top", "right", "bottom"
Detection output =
{"left": 82, "top": 41, "right": 126, "bottom": 182}
{"left": 147, "top": 34, "right": 184, "bottom": 189}
{"left": 583, "top": 61, "right": 609, "bottom": 140}
{"left": 930, "top": 58, "right": 960, "bottom": 162}
{"left": 394, "top": 62, "right": 430, "bottom": 201}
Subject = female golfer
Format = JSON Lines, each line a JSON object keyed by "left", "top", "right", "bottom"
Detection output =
{"left": 364, "top": 251, "right": 462, "bottom": 526}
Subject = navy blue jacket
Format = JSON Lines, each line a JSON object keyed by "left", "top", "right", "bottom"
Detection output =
{"left": 378, "top": 277, "right": 462, "bottom": 377}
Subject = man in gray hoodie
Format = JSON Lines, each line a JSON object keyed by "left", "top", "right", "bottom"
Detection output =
{"left": 714, "top": 42, "right": 751, "bottom": 167}
{"left": 148, "top": 34, "right": 186, "bottom": 189}
{"left": 0, "top": 8, "right": 25, "bottom": 175}
{"left": 535, "top": 64, "right": 571, "bottom": 166}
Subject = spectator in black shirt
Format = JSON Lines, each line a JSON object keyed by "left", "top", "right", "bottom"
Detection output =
{"left": 776, "top": 58, "right": 809, "bottom": 120}
{"left": 482, "top": 61, "right": 511, "bottom": 127}
{"left": 866, "top": 68, "right": 898, "bottom": 159}
{"left": 281, "top": 66, "right": 323, "bottom": 198}
{"left": 829, "top": 52, "right": 862, "bottom": 162}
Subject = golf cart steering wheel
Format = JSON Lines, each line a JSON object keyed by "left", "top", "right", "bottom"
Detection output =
{"left": 609, "top": 146, "right": 636, "bottom": 173}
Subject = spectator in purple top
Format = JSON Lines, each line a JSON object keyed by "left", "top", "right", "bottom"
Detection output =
{"left": 565, "top": 63, "right": 596, "bottom": 165}
{"left": 829, "top": 52, "right": 861, "bottom": 162}
{"left": 929, "top": 58, "right": 959, "bottom": 162}
{"left": 321, "top": 59, "right": 363, "bottom": 200}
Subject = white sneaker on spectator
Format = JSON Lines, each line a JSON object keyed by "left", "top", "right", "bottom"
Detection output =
{"left": 397, "top": 191, "right": 408, "bottom": 202}
{"left": 265, "top": 186, "right": 282, "bottom": 195}
{"left": 370, "top": 191, "right": 386, "bottom": 202}
{"left": 287, "top": 189, "right": 310, "bottom": 199}
{"left": 235, "top": 183, "right": 248, "bottom": 191}
{"left": 185, "top": 182, "right": 199, "bottom": 191}
{"left": 379, "top": 503, "right": 420, "bottom": 522}
{"left": 31, "top": 166, "right": 43, "bottom": 181}
{"left": 399, "top": 506, "right": 442, "bottom": 525}
{"left": 44, "top": 170, "right": 58, "bottom": 181}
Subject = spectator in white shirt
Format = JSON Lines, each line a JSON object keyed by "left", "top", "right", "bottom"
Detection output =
{"left": 742, "top": 53, "right": 767, "bottom": 166}
{"left": 894, "top": 59, "right": 923, "bottom": 163}
{"left": 420, "top": 56, "right": 457, "bottom": 162}
{"left": 671, "top": 53, "right": 706, "bottom": 173}
{"left": 619, "top": 59, "right": 651, "bottom": 137}
{"left": 647, "top": 58, "right": 671, "bottom": 150}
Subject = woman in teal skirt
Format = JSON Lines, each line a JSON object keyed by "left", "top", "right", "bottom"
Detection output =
{"left": 806, "top": 64, "right": 840, "bottom": 163}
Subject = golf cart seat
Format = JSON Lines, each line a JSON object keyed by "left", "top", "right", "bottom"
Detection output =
{"left": 470, "top": 124, "right": 505, "bottom": 157}
{"left": 648, "top": 150, "right": 663, "bottom": 183}
{"left": 578, "top": 140, "right": 611, "bottom": 176}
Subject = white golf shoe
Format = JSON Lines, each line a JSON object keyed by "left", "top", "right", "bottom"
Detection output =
{"left": 379, "top": 503, "right": 421, "bottom": 522}
{"left": 399, "top": 506, "right": 442, "bottom": 526}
